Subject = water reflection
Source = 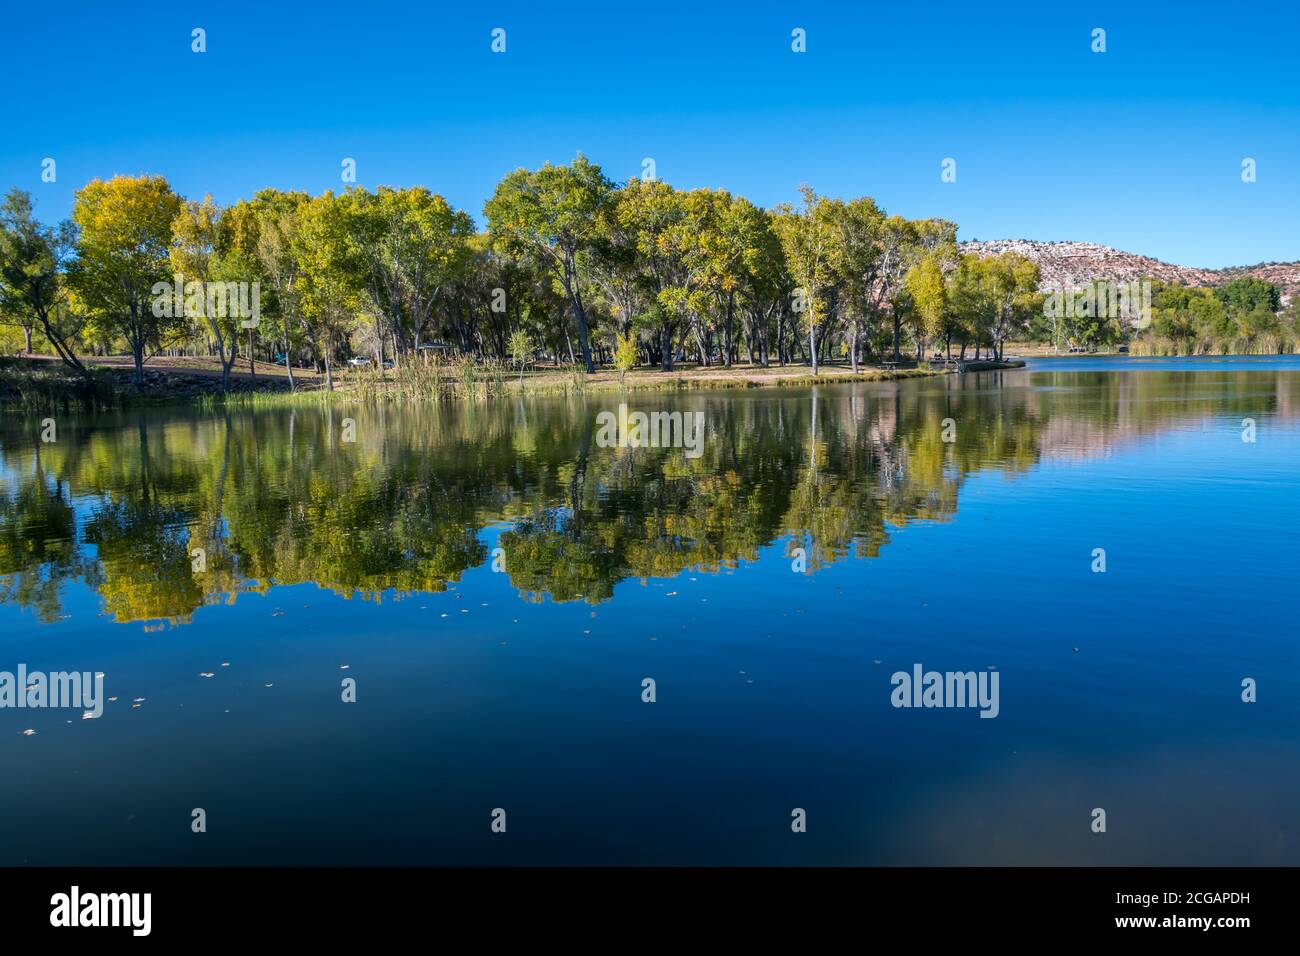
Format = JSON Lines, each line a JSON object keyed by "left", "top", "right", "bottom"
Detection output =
{"left": 2, "top": 366, "right": 1296, "bottom": 625}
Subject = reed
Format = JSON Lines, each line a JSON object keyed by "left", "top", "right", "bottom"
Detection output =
{"left": 0, "top": 361, "right": 122, "bottom": 412}
{"left": 1130, "top": 334, "right": 1300, "bottom": 357}
{"left": 564, "top": 364, "right": 588, "bottom": 395}
{"left": 196, "top": 388, "right": 334, "bottom": 411}
{"left": 454, "top": 356, "right": 478, "bottom": 398}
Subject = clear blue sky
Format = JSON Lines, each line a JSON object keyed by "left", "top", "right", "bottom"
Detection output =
{"left": 3, "top": 0, "right": 1298, "bottom": 268}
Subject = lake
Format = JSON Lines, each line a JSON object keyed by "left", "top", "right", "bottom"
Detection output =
{"left": 2, "top": 356, "right": 1297, "bottom": 865}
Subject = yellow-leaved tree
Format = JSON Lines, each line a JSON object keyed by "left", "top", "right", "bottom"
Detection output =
{"left": 68, "top": 175, "right": 182, "bottom": 387}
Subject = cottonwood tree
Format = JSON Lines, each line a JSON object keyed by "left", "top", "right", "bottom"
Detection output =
{"left": 864, "top": 214, "right": 923, "bottom": 363}
{"left": 664, "top": 188, "right": 731, "bottom": 367}
{"left": 733, "top": 206, "right": 788, "bottom": 367}
{"left": 588, "top": 188, "right": 649, "bottom": 341}
{"left": 905, "top": 251, "right": 951, "bottom": 359}
{"left": 604, "top": 177, "right": 687, "bottom": 370}
{"left": 977, "top": 253, "right": 1040, "bottom": 360}
{"left": 0, "top": 189, "right": 85, "bottom": 372}
{"left": 825, "top": 197, "right": 899, "bottom": 372}
{"left": 342, "top": 186, "right": 475, "bottom": 364}
{"left": 772, "top": 186, "right": 837, "bottom": 374}
{"left": 485, "top": 154, "right": 612, "bottom": 372}
{"left": 901, "top": 219, "right": 959, "bottom": 358}
{"left": 234, "top": 190, "right": 313, "bottom": 388}
{"left": 690, "top": 190, "right": 771, "bottom": 368}
{"left": 68, "top": 175, "right": 182, "bottom": 387}
{"left": 170, "top": 195, "right": 250, "bottom": 391}
{"left": 292, "top": 191, "right": 360, "bottom": 389}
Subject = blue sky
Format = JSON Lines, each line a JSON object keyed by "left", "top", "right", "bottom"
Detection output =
{"left": 3, "top": 1, "right": 1298, "bottom": 268}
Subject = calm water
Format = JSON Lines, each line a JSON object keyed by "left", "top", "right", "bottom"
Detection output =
{"left": 2, "top": 356, "right": 1298, "bottom": 865}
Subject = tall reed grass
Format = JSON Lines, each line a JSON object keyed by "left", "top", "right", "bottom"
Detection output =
{"left": 1129, "top": 333, "right": 1300, "bottom": 356}
{"left": 0, "top": 362, "right": 122, "bottom": 412}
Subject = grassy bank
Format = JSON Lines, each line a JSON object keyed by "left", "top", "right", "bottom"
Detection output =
{"left": 2, "top": 354, "right": 966, "bottom": 412}
{"left": 0, "top": 359, "right": 123, "bottom": 412}
{"left": 0, "top": 357, "right": 300, "bottom": 412}
{"left": 309, "top": 359, "right": 950, "bottom": 405}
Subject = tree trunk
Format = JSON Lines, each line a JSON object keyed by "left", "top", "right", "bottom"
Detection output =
{"left": 724, "top": 293, "right": 735, "bottom": 368}
{"left": 40, "top": 310, "right": 87, "bottom": 375}
{"left": 565, "top": 263, "right": 595, "bottom": 373}
{"left": 808, "top": 315, "right": 818, "bottom": 375}
{"left": 132, "top": 339, "right": 145, "bottom": 389}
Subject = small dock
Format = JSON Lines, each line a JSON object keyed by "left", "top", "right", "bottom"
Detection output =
{"left": 957, "top": 359, "right": 1025, "bottom": 373}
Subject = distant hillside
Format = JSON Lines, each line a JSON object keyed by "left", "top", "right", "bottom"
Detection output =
{"left": 962, "top": 240, "right": 1300, "bottom": 304}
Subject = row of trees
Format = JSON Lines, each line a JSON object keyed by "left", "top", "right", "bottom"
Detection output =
{"left": 0, "top": 156, "right": 1049, "bottom": 390}
{"left": 1142, "top": 277, "right": 1298, "bottom": 352}
{"left": 1024, "top": 274, "right": 1296, "bottom": 352}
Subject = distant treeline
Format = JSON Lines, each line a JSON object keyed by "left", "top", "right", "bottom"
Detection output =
{"left": 1130, "top": 278, "right": 1299, "bottom": 355}
{"left": 0, "top": 157, "right": 1294, "bottom": 390}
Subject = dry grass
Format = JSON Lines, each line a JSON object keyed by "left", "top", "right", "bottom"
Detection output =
{"left": 8, "top": 353, "right": 952, "bottom": 410}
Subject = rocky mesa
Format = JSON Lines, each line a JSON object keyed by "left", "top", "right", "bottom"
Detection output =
{"left": 962, "top": 240, "right": 1300, "bottom": 303}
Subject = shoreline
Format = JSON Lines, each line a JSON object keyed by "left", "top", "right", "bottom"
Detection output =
{"left": 1, "top": 356, "right": 1026, "bottom": 411}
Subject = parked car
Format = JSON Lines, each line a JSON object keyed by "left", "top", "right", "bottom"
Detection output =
{"left": 347, "top": 357, "right": 370, "bottom": 367}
